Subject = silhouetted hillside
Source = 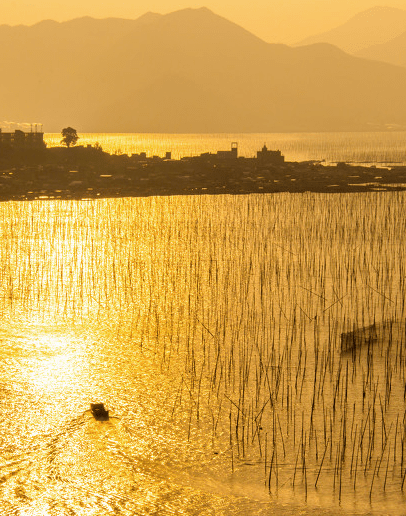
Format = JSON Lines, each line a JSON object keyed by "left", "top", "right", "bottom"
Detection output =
{"left": 2, "top": 7, "right": 406, "bottom": 132}
{"left": 295, "top": 6, "right": 406, "bottom": 53}
{"left": 355, "top": 30, "right": 406, "bottom": 68}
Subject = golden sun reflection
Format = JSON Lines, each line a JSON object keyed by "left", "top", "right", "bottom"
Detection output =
{"left": 16, "top": 327, "right": 91, "bottom": 407}
{"left": 0, "top": 193, "right": 405, "bottom": 515}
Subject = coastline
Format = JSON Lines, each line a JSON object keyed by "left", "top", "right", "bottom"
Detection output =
{"left": 1, "top": 146, "right": 406, "bottom": 201}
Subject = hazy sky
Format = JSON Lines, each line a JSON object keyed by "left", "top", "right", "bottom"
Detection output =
{"left": 1, "top": 1, "right": 405, "bottom": 43}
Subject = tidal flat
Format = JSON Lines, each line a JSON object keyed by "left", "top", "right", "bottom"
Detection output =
{"left": 0, "top": 192, "right": 405, "bottom": 515}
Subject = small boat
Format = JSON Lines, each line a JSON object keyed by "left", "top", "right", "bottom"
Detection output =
{"left": 90, "top": 403, "right": 109, "bottom": 421}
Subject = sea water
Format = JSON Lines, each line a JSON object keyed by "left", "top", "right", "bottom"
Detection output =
{"left": 44, "top": 131, "right": 406, "bottom": 165}
{"left": 0, "top": 168, "right": 405, "bottom": 514}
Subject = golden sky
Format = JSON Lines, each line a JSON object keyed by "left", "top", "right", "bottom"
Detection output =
{"left": 1, "top": 1, "right": 405, "bottom": 43}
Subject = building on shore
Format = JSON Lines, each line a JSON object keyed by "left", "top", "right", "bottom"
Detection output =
{"left": 256, "top": 144, "right": 284, "bottom": 165}
{"left": 216, "top": 141, "right": 238, "bottom": 160}
{"left": 188, "top": 142, "right": 239, "bottom": 163}
{"left": 193, "top": 142, "right": 284, "bottom": 165}
{"left": 0, "top": 127, "right": 45, "bottom": 149}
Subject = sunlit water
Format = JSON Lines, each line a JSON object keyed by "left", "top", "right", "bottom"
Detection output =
{"left": 45, "top": 132, "right": 406, "bottom": 165}
{"left": 0, "top": 192, "right": 405, "bottom": 515}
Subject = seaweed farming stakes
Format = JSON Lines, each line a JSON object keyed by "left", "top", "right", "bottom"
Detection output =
{"left": 0, "top": 191, "right": 405, "bottom": 514}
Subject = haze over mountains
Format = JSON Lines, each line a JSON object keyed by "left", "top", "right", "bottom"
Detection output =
{"left": 295, "top": 6, "right": 406, "bottom": 53}
{"left": 2, "top": 7, "right": 406, "bottom": 133}
{"left": 295, "top": 6, "right": 406, "bottom": 69}
{"left": 355, "top": 29, "right": 406, "bottom": 68}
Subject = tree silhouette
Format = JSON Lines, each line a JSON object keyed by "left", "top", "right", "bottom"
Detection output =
{"left": 61, "top": 127, "right": 79, "bottom": 148}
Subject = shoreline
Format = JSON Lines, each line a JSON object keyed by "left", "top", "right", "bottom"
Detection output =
{"left": 1, "top": 146, "right": 406, "bottom": 201}
{"left": 1, "top": 165, "right": 405, "bottom": 202}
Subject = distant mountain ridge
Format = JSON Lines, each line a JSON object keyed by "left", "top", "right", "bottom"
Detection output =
{"left": 295, "top": 6, "right": 406, "bottom": 53}
{"left": 2, "top": 7, "right": 406, "bottom": 132}
{"left": 355, "top": 29, "right": 406, "bottom": 67}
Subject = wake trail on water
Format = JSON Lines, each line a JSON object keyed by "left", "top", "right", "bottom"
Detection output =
{"left": 0, "top": 410, "right": 292, "bottom": 515}
{"left": 0, "top": 412, "right": 148, "bottom": 514}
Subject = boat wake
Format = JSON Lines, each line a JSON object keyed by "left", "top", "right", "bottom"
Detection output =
{"left": 0, "top": 409, "right": 292, "bottom": 515}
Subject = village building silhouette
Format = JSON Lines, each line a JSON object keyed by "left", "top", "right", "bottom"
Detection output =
{"left": 0, "top": 127, "right": 45, "bottom": 149}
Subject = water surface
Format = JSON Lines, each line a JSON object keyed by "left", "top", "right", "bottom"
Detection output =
{"left": 45, "top": 131, "right": 406, "bottom": 165}
{"left": 0, "top": 193, "right": 405, "bottom": 515}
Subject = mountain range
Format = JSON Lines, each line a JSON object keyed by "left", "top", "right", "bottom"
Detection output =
{"left": 355, "top": 29, "right": 406, "bottom": 68}
{"left": 2, "top": 7, "right": 406, "bottom": 133}
{"left": 295, "top": 6, "right": 406, "bottom": 68}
